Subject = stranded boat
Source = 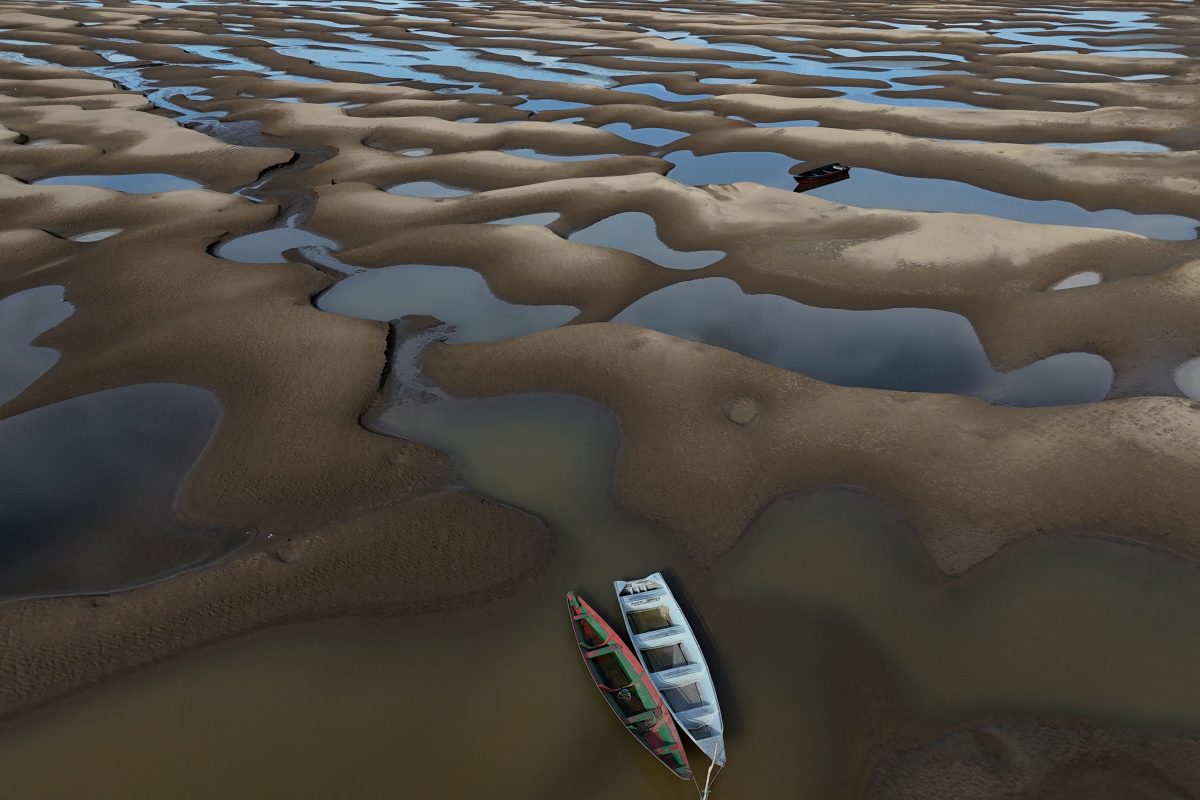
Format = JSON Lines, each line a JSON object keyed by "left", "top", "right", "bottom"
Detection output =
{"left": 793, "top": 162, "right": 850, "bottom": 192}
{"left": 567, "top": 592, "right": 693, "bottom": 781}
{"left": 614, "top": 573, "right": 727, "bottom": 769}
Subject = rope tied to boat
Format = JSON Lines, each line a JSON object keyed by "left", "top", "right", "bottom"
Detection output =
{"left": 691, "top": 759, "right": 723, "bottom": 799}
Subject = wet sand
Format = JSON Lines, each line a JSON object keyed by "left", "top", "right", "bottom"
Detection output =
{"left": 1, "top": 0, "right": 1199, "bottom": 796}
{"left": 425, "top": 322, "right": 1200, "bottom": 569}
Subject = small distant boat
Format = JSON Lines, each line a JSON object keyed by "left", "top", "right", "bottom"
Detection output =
{"left": 792, "top": 162, "right": 850, "bottom": 192}
{"left": 567, "top": 592, "right": 693, "bottom": 781}
{"left": 614, "top": 573, "right": 726, "bottom": 768}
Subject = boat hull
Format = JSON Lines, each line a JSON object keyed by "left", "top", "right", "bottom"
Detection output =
{"left": 614, "top": 573, "right": 727, "bottom": 767}
{"left": 793, "top": 169, "right": 850, "bottom": 193}
{"left": 567, "top": 592, "right": 693, "bottom": 781}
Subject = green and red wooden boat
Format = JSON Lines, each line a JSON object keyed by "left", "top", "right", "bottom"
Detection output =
{"left": 567, "top": 592, "right": 693, "bottom": 781}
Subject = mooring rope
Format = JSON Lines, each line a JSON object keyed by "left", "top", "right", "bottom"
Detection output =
{"left": 694, "top": 759, "right": 723, "bottom": 799}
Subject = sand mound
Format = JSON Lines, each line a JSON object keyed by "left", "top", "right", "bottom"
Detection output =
{"left": 426, "top": 322, "right": 1200, "bottom": 572}
{"left": 0, "top": 490, "right": 551, "bottom": 720}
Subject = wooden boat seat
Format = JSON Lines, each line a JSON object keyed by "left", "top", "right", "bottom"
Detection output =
{"left": 676, "top": 703, "right": 718, "bottom": 727}
{"left": 634, "top": 624, "right": 685, "bottom": 643}
{"left": 585, "top": 646, "right": 617, "bottom": 659}
{"left": 623, "top": 709, "right": 659, "bottom": 725}
{"left": 649, "top": 662, "right": 704, "bottom": 684}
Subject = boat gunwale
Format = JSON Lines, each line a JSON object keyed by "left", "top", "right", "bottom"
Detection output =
{"left": 566, "top": 591, "right": 693, "bottom": 781}
{"left": 614, "top": 573, "right": 728, "bottom": 767}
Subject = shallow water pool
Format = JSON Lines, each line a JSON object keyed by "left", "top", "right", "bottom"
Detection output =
{"left": 569, "top": 211, "right": 725, "bottom": 269}
{"left": 613, "top": 277, "right": 1112, "bottom": 405}
{"left": 34, "top": 173, "right": 203, "bottom": 193}
{"left": 0, "top": 383, "right": 246, "bottom": 601}
{"left": 386, "top": 180, "right": 474, "bottom": 198}
{"left": 0, "top": 286, "right": 72, "bottom": 408}
{"left": 215, "top": 228, "right": 338, "bottom": 264}
{"left": 316, "top": 263, "right": 577, "bottom": 341}
{"left": 807, "top": 167, "right": 1199, "bottom": 239}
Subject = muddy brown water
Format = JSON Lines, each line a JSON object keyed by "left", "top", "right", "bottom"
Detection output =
{"left": 4, "top": 386, "right": 1200, "bottom": 798}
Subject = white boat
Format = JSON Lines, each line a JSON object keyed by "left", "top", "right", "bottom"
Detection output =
{"left": 613, "top": 572, "right": 726, "bottom": 767}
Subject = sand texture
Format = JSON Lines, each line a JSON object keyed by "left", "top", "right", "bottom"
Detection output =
{"left": 425, "top": 323, "right": 1200, "bottom": 571}
{"left": 0, "top": 490, "right": 552, "bottom": 721}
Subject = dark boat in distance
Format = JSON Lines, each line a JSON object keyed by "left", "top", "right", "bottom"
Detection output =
{"left": 793, "top": 162, "right": 850, "bottom": 192}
